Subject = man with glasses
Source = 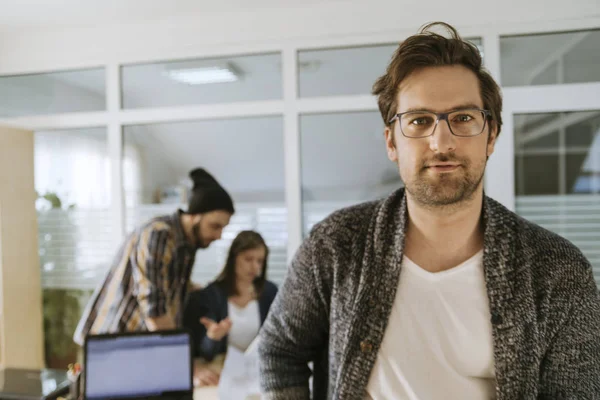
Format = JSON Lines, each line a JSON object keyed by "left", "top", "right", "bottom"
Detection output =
{"left": 259, "top": 22, "right": 600, "bottom": 399}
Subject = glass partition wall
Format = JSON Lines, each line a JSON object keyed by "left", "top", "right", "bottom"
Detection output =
{"left": 1, "top": 26, "right": 599, "bottom": 368}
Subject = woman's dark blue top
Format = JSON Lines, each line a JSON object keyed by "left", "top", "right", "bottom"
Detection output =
{"left": 182, "top": 280, "right": 278, "bottom": 360}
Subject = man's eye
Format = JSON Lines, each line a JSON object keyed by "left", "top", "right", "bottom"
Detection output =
{"left": 455, "top": 114, "right": 473, "bottom": 122}
{"left": 411, "top": 117, "right": 432, "bottom": 125}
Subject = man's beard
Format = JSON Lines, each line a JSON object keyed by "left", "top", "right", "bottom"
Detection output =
{"left": 192, "top": 223, "right": 209, "bottom": 249}
{"left": 403, "top": 154, "right": 485, "bottom": 208}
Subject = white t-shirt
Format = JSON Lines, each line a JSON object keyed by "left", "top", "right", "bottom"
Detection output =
{"left": 227, "top": 300, "right": 260, "bottom": 352}
{"left": 366, "top": 250, "right": 496, "bottom": 400}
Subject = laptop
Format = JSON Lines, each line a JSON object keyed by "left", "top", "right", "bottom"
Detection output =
{"left": 84, "top": 330, "right": 193, "bottom": 400}
{"left": 0, "top": 368, "right": 70, "bottom": 400}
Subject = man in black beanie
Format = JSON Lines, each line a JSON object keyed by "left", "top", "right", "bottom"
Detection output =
{"left": 74, "top": 168, "right": 234, "bottom": 343}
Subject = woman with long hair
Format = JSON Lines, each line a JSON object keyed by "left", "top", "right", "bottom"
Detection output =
{"left": 183, "top": 230, "right": 278, "bottom": 386}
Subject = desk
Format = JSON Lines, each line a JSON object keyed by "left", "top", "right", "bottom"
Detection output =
{"left": 194, "top": 386, "right": 219, "bottom": 399}
{"left": 194, "top": 354, "right": 225, "bottom": 400}
{"left": 193, "top": 355, "right": 223, "bottom": 399}
{"left": 194, "top": 387, "right": 261, "bottom": 399}
{"left": 193, "top": 355, "right": 261, "bottom": 399}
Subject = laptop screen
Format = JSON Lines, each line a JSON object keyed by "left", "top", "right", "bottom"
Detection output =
{"left": 85, "top": 331, "right": 192, "bottom": 399}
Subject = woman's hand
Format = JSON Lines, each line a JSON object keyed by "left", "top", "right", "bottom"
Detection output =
{"left": 193, "top": 363, "right": 220, "bottom": 387}
{"left": 200, "top": 317, "right": 232, "bottom": 341}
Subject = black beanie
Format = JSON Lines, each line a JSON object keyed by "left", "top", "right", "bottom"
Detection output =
{"left": 187, "top": 168, "right": 235, "bottom": 215}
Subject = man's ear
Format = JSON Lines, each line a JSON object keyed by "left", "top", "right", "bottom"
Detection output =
{"left": 486, "top": 122, "right": 498, "bottom": 158}
{"left": 385, "top": 126, "right": 398, "bottom": 162}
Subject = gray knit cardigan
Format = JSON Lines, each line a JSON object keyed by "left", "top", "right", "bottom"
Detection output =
{"left": 259, "top": 188, "right": 600, "bottom": 399}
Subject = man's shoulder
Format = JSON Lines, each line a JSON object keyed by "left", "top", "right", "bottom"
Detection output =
{"left": 136, "top": 214, "right": 176, "bottom": 236}
{"left": 486, "top": 197, "right": 591, "bottom": 274}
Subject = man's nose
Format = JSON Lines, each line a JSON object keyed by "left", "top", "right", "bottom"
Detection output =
{"left": 429, "top": 118, "right": 457, "bottom": 153}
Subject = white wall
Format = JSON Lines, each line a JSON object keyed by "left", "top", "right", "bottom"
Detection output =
{"left": 0, "top": 0, "right": 598, "bottom": 74}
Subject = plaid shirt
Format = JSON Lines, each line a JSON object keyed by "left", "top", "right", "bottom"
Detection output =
{"left": 73, "top": 211, "right": 196, "bottom": 345}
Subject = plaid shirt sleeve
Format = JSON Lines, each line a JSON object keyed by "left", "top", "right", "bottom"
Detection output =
{"left": 131, "top": 226, "right": 175, "bottom": 318}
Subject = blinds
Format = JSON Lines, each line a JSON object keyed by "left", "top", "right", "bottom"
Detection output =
{"left": 39, "top": 201, "right": 355, "bottom": 290}
{"left": 126, "top": 203, "right": 289, "bottom": 287}
{"left": 516, "top": 195, "right": 600, "bottom": 287}
{"left": 39, "top": 203, "right": 291, "bottom": 290}
{"left": 38, "top": 208, "right": 114, "bottom": 290}
{"left": 41, "top": 197, "right": 599, "bottom": 291}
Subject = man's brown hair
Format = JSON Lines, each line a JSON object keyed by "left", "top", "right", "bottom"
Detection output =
{"left": 373, "top": 22, "right": 503, "bottom": 137}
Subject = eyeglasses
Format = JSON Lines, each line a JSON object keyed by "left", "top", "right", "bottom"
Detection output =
{"left": 389, "top": 108, "right": 492, "bottom": 138}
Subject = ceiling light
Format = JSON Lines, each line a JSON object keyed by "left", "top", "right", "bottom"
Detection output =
{"left": 163, "top": 63, "right": 240, "bottom": 85}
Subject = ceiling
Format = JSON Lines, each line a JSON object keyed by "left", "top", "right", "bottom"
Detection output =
{"left": 0, "top": 0, "right": 350, "bottom": 31}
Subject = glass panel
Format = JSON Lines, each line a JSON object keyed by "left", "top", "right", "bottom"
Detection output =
{"left": 523, "top": 131, "right": 559, "bottom": 150}
{"left": 501, "top": 29, "right": 600, "bottom": 87}
{"left": 564, "top": 32, "right": 600, "bottom": 83}
{"left": 298, "top": 44, "right": 397, "bottom": 97}
{"left": 566, "top": 153, "right": 596, "bottom": 194}
{"left": 123, "top": 117, "right": 287, "bottom": 285}
{"left": 531, "top": 62, "right": 558, "bottom": 86}
{"left": 300, "top": 111, "right": 402, "bottom": 235}
{"left": 514, "top": 111, "right": 600, "bottom": 287}
{"left": 35, "top": 128, "right": 112, "bottom": 367}
{"left": 0, "top": 68, "right": 105, "bottom": 117}
{"left": 121, "top": 53, "right": 282, "bottom": 109}
{"left": 515, "top": 154, "right": 560, "bottom": 195}
{"left": 514, "top": 113, "right": 561, "bottom": 150}
{"left": 298, "top": 38, "right": 481, "bottom": 98}
{"left": 566, "top": 113, "right": 600, "bottom": 148}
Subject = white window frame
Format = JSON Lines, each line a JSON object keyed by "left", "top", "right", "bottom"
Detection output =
{"left": 489, "top": 82, "right": 600, "bottom": 210}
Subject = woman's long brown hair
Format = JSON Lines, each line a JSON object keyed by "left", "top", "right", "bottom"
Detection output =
{"left": 215, "top": 230, "right": 269, "bottom": 296}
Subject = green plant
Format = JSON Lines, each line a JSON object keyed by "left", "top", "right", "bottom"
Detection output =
{"left": 36, "top": 191, "right": 83, "bottom": 368}
{"left": 42, "top": 289, "right": 93, "bottom": 368}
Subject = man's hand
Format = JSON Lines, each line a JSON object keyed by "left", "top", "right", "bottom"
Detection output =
{"left": 200, "top": 317, "right": 232, "bottom": 341}
{"left": 145, "top": 315, "right": 176, "bottom": 331}
{"left": 193, "top": 363, "right": 220, "bottom": 387}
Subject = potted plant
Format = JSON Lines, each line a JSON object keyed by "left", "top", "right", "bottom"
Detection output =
{"left": 37, "top": 192, "right": 92, "bottom": 368}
